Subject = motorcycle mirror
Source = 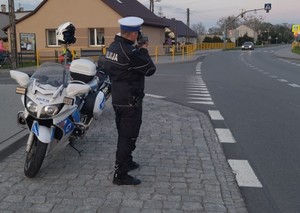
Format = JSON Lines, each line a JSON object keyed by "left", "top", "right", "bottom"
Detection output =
{"left": 10, "top": 70, "right": 30, "bottom": 87}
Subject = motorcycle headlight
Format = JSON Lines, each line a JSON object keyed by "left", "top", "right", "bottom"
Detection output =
{"left": 26, "top": 100, "right": 38, "bottom": 115}
{"left": 44, "top": 105, "right": 59, "bottom": 116}
{"left": 40, "top": 104, "right": 64, "bottom": 118}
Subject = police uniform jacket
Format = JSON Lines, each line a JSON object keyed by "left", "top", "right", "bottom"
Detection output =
{"left": 104, "top": 35, "right": 156, "bottom": 106}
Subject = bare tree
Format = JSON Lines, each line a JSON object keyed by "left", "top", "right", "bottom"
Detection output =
{"left": 191, "top": 23, "right": 206, "bottom": 35}
{"left": 208, "top": 27, "right": 222, "bottom": 35}
{"left": 242, "top": 15, "right": 265, "bottom": 35}
{"left": 217, "top": 15, "right": 241, "bottom": 32}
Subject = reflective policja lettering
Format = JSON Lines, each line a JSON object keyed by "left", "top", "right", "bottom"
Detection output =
{"left": 106, "top": 51, "right": 118, "bottom": 61}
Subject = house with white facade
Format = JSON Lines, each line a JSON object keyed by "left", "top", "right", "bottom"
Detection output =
{"left": 228, "top": 24, "right": 257, "bottom": 43}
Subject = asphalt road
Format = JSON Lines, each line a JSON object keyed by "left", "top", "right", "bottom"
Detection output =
{"left": 145, "top": 46, "right": 300, "bottom": 213}
{"left": 201, "top": 47, "right": 300, "bottom": 213}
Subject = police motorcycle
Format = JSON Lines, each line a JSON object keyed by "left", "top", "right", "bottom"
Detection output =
{"left": 10, "top": 22, "right": 110, "bottom": 178}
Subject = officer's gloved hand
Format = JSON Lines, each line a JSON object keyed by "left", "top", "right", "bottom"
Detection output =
{"left": 139, "top": 47, "right": 149, "bottom": 55}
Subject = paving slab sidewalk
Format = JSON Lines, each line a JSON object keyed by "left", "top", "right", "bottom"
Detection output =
{"left": 0, "top": 97, "right": 247, "bottom": 212}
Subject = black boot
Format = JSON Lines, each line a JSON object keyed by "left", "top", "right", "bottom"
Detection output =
{"left": 128, "top": 161, "right": 139, "bottom": 171}
{"left": 113, "top": 173, "right": 141, "bottom": 185}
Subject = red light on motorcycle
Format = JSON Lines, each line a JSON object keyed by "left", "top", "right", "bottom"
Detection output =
{"left": 63, "top": 97, "right": 74, "bottom": 105}
{"left": 16, "top": 86, "right": 26, "bottom": 94}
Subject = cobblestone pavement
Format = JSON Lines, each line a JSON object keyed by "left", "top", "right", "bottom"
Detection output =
{"left": 0, "top": 97, "right": 247, "bottom": 213}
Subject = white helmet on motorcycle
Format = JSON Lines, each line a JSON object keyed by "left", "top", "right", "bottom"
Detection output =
{"left": 57, "top": 22, "right": 76, "bottom": 44}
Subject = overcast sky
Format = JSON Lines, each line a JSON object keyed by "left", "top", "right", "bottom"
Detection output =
{"left": 1, "top": 0, "right": 298, "bottom": 30}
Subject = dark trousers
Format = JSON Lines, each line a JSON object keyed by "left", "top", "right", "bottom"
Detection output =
{"left": 113, "top": 105, "right": 142, "bottom": 175}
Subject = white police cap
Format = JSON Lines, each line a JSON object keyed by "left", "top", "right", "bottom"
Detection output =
{"left": 118, "top": 16, "right": 144, "bottom": 32}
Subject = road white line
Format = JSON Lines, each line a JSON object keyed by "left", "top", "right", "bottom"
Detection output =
{"left": 188, "top": 97, "right": 212, "bottom": 101}
{"left": 187, "top": 90, "right": 209, "bottom": 93}
{"left": 188, "top": 101, "right": 214, "bottom": 105}
{"left": 277, "top": 79, "right": 288, "bottom": 83}
{"left": 186, "top": 81, "right": 205, "bottom": 84}
{"left": 188, "top": 85, "right": 206, "bottom": 88}
{"left": 188, "top": 93, "right": 211, "bottom": 97}
{"left": 186, "top": 82, "right": 206, "bottom": 86}
{"left": 145, "top": 94, "right": 166, "bottom": 99}
{"left": 215, "top": 128, "right": 236, "bottom": 143}
{"left": 228, "top": 159, "right": 263, "bottom": 188}
{"left": 289, "top": 84, "right": 300, "bottom": 88}
{"left": 188, "top": 89, "right": 207, "bottom": 93}
{"left": 208, "top": 110, "right": 224, "bottom": 120}
{"left": 187, "top": 86, "right": 207, "bottom": 89}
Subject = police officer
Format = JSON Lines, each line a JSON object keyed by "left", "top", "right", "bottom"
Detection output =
{"left": 104, "top": 16, "right": 156, "bottom": 185}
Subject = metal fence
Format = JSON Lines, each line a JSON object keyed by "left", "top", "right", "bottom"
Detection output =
{"left": 1, "top": 42, "right": 236, "bottom": 67}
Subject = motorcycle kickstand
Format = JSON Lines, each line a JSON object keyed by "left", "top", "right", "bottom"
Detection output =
{"left": 69, "top": 140, "right": 83, "bottom": 156}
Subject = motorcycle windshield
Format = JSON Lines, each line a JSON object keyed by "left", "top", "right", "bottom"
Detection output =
{"left": 30, "top": 62, "right": 67, "bottom": 87}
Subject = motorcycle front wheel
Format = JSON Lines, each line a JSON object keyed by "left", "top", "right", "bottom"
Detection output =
{"left": 24, "top": 136, "right": 48, "bottom": 178}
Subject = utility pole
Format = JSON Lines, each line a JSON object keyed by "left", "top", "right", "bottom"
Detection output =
{"left": 187, "top": 8, "right": 190, "bottom": 28}
{"left": 8, "top": 0, "right": 17, "bottom": 69}
{"left": 186, "top": 8, "right": 190, "bottom": 43}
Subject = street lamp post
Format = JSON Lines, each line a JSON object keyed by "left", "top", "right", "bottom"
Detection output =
{"left": 224, "top": 4, "right": 271, "bottom": 48}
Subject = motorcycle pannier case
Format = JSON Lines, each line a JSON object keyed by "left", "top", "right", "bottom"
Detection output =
{"left": 70, "top": 59, "right": 96, "bottom": 83}
{"left": 81, "top": 91, "right": 105, "bottom": 119}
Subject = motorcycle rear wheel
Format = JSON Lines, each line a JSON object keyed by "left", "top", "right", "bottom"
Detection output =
{"left": 24, "top": 136, "right": 48, "bottom": 178}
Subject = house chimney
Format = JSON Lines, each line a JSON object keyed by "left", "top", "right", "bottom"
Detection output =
{"left": 1, "top": 4, "right": 7, "bottom": 12}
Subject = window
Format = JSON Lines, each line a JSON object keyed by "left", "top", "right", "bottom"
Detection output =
{"left": 89, "top": 28, "right": 105, "bottom": 46}
{"left": 46, "top": 29, "right": 59, "bottom": 46}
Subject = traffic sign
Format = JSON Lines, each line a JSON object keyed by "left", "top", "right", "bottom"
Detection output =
{"left": 264, "top": 3, "right": 271, "bottom": 12}
{"left": 292, "top": 25, "right": 300, "bottom": 33}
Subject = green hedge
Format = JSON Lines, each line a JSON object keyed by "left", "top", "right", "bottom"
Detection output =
{"left": 292, "top": 46, "right": 300, "bottom": 55}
